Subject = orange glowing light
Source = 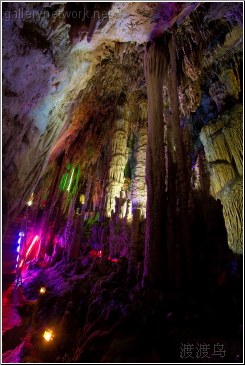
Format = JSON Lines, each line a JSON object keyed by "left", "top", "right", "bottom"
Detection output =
{"left": 27, "top": 193, "right": 34, "bottom": 206}
{"left": 43, "top": 329, "right": 54, "bottom": 342}
{"left": 39, "top": 287, "right": 46, "bottom": 294}
{"left": 19, "top": 260, "right": 24, "bottom": 268}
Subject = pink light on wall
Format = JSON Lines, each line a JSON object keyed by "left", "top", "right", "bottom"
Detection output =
{"left": 107, "top": 256, "right": 119, "bottom": 263}
{"left": 111, "top": 258, "right": 118, "bottom": 263}
{"left": 25, "top": 235, "right": 40, "bottom": 260}
{"left": 90, "top": 249, "right": 102, "bottom": 258}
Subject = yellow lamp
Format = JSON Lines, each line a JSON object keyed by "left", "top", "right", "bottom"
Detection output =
{"left": 43, "top": 329, "right": 54, "bottom": 342}
{"left": 27, "top": 192, "right": 34, "bottom": 206}
{"left": 39, "top": 287, "right": 46, "bottom": 294}
{"left": 79, "top": 194, "right": 85, "bottom": 204}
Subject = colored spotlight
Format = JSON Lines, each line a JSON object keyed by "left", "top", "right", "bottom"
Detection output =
{"left": 39, "top": 287, "right": 47, "bottom": 294}
{"left": 43, "top": 329, "right": 54, "bottom": 342}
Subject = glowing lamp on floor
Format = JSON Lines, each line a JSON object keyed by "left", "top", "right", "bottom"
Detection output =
{"left": 43, "top": 329, "right": 54, "bottom": 342}
{"left": 39, "top": 287, "right": 47, "bottom": 294}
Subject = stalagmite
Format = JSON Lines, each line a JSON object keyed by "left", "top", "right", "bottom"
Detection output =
{"left": 68, "top": 199, "right": 82, "bottom": 261}
{"left": 129, "top": 208, "right": 142, "bottom": 275}
{"left": 131, "top": 100, "right": 147, "bottom": 218}
{"left": 105, "top": 103, "right": 129, "bottom": 217}
{"left": 143, "top": 39, "right": 166, "bottom": 286}
{"left": 38, "top": 155, "right": 65, "bottom": 259}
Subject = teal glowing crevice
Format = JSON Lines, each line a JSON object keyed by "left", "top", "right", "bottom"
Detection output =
{"left": 67, "top": 166, "right": 75, "bottom": 192}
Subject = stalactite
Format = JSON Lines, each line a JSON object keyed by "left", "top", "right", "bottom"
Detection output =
{"left": 105, "top": 104, "right": 129, "bottom": 217}
{"left": 222, "top": 106, "right": 243, "bottom": 176}
{"left": 143, "top": 39, "right": 166, "bottom": 287}
{"left": 169, "top": 27, "right": 192, "bottom": 283}
{"left": 200, "top": 104, "right": 242, "bottom": 196}
{"left": 131, "top": 100, "right": 147, "bottom": 218}
{"left": 218, "top": 177, "right": 243, "bottom": 254}
{"left": 200, "top": 104, "right": 243, "bottom": 253}
{"left": 209, "top": 163, "right": 236, "bottom": 195}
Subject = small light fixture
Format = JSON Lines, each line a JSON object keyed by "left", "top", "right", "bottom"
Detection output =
{"left": 27, "top": 193, "right": 34, "bottom": 206}
{"left": 19, "top": 259, "right": 24, "bottom": 268}
{"left": 79, "top": 194, "right": 85, "bottom": 204}
{"left": 39, "top": 287, "right": 46, "bottom": 294}
{"left": 43, "top": 329, "right": 54, "bottom": 342}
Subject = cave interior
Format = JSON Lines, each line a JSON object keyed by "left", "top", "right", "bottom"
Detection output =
{"left": 1, "top": 1, "right": 244, "bottom": 363}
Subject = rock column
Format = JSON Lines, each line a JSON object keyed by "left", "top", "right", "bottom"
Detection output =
{"left": 105, "top": 104, "right": 128, "bottom": 217}
{"left": 131, "top": 100, "right": 147, "bottom": 218}
{"left": 143, "top": 40, "right": 166, "bottom": 286}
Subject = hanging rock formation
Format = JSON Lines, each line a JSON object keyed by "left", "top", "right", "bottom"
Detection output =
{"left": 200, "top": 104, "right": 243, "bottom": 253}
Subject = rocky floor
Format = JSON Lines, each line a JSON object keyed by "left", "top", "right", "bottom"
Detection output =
{"left": 2, "top": 255, "right": 243, "bottom": 363}
{"left": 2, "top": 275, "right": 28, "bottom": 363}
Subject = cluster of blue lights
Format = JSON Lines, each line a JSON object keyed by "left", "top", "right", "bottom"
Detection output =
{"left": 16, "top": 232, "right": 25, "bottom": 268}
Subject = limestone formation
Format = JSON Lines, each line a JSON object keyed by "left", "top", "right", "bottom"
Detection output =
{"left": 218, "top": 177, "right": 243, "bottom": 254}
{"left": 105, "top": 106, "right": 129, "bottom": 217}
{"left": 143, "top": 39, "right": 166, "bottom": 286}
{"left": 131, "top": 100, "right": 147, "bottom": 218}
{"left": 200, "top": 104, "right": 243, "bottom": 253}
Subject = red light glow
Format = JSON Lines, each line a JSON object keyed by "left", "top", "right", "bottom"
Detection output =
{"left": 111, "top": 258, "right": 118, "bottom": 263}
{"left": 19, "top": 260, "right": 24, "bottom": 268}
{"left": 90, "top": 249, "right": 102, "bottom": 258}
{"left": 25, "top": 235, "right": 40, "bottom": 260}
{"left": 97, "top": 250, "right": 102, "bottom": 258}
{"left": 107, "top": 256, "right": 118, "bottom": 263}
